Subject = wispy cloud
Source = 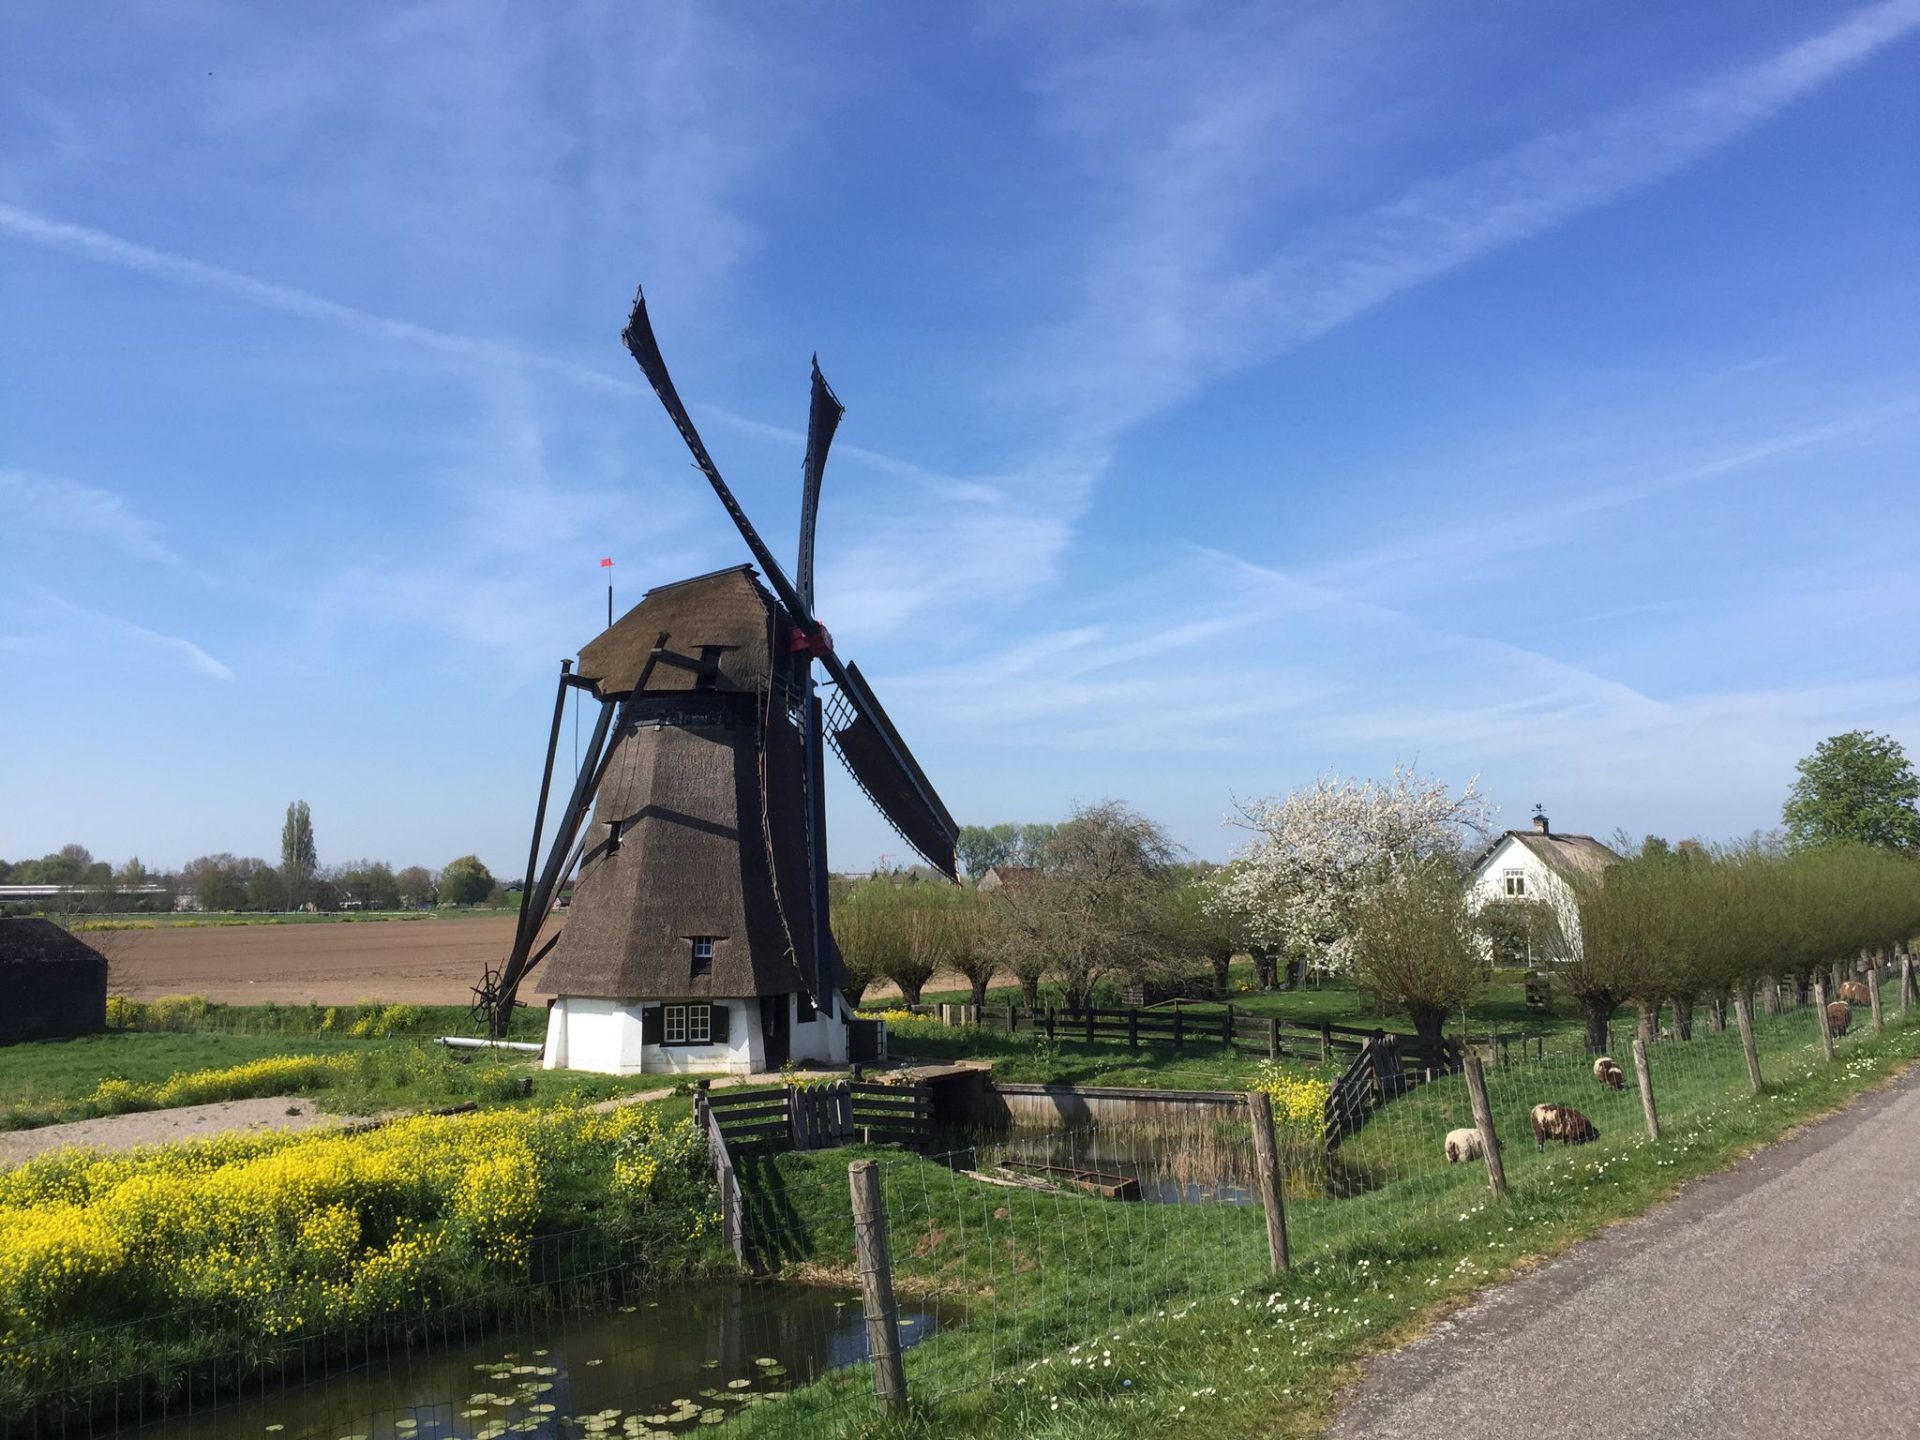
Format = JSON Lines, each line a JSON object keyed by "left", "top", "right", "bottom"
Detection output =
{"left": 0, "top": 201, "right": 640, "bottom": 396}
{"left": 0, "top": 467, "right": 186, "bottom": 569}
{"left": 1014, "top": 1, "right": 1920, "bottom": 443}
{"left": 28, "top": 589, "right": 234, "bottom": 681}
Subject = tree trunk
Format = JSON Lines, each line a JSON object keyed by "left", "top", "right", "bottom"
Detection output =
{"left": 1704, "top": 994, "right": 1727, "bottom": 1033}
{"left": 968, "top": 975, "right": 989, "bottom": 1011}
{"left": 899, "top": 979, "right": 925, "bottom": 1007}
{"left": 1251, "top": 949, "right": 1278, "bottom": 990}
{"left": 1062, "top": 983, "right": 1092, "bottom": 1013}
{"left": 1582, "top": 999, "right": 1614, "bottom": 1055}
{"left": 1211, "top": 951, "right": 1232, "bottom": 999}
{"left": 1287, "top": 956, "right": 1307, "bottom": 990}
{"left": 1018, "top": 975, "right": 1041, "bottom": 1012}
{"left": 1670, "top": 994, "right": 1695, "bottom": 1041}
{"left": 1635, "top": 999, "right": 1662, "bottom": 1044}
{"left": 1791, "top": 972, "right": 1811, "bottom": 1007}
{"left": 1406, "top": 1003, "right": 1450, "bottom": 1070}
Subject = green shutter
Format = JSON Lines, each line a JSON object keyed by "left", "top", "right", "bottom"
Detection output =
{"left": 640, "top": 1006, "right": 663, "bottom": 1044}
{"left": 709, "top": 1003, "right": 730, "bottom": 1043}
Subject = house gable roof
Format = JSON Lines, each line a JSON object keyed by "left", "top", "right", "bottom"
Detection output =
{"left": 1473, "top": 830, "right": 1622, "bottom": 886}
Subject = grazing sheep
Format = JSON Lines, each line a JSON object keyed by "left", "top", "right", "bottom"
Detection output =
{"left": 1838, "top": 980, "right": 1872, "bottom": 1007}
{"left": 1530, "top": 1102, "right": 1600, "bottom": 1150}
{"left": 1444, "top": 1127, "right": 1485, "bottom": 1164}
{"left": 1826, "top": 1000, "right": 1853, "bottom": 1037}
{"left": 1592, "top": 1057, "right": 1625, "bottom": 1091}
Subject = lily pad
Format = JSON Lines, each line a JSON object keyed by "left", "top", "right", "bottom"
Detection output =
{"left": 726, "top": 1379, "right": 752, "bottom": 1390}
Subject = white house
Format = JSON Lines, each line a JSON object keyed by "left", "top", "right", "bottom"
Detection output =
{"left": 1465, "top": 813, "right": 1621, "bottom": 962}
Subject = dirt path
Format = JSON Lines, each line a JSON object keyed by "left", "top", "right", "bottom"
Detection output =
{"left": 0, "top": 1097, "right": 363, "bottom": 1169}
{"left": 1331, "top": 1068, "right": 1920, "bottom": 1440}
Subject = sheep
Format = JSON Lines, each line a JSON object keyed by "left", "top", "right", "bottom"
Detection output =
{"left": 1444, "top": 1127, "right": 1485, "bottom": 1164}
{"left": 1530, "top": 1102, "right": 1599, "bottom": 1150}
{"left": 1838, "top": 980, "right": 1872, "bottom": 1007}
{"left": 1592, "top": 1056, "right": 1625, "bottom": 1091}
{"left": 1826, "top": 1000, "right": 1853, "bottom": 1038}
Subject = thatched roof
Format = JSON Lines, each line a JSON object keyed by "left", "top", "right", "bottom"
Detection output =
{"left": 537, "top": 690, "right": 829, "bottom": 1001}
{"left": 574, "top": 566, "right": 789, "bottom": 701}
{"left": 1478, "top": 829, "right": 1621, "bottom": 883}
{"left": 0, "top": 918, "right": 108, "bottom": 967}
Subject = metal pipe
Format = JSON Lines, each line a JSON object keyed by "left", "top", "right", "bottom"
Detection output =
{"left": 439, "top": 1036, "right": 542, "bottom": 1054}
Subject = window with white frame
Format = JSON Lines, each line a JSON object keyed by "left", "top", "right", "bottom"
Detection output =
{"left": 1503, "top": 869, "right": 1526, "bottom": 897}
{"left": 690, "top": 936, "right": 714, "bottom": 978}
{"left": 663, "top": 1003, "right": 711, "bottom": 1046}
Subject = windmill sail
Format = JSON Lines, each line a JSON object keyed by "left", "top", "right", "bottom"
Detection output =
{"left": 797, "top": 358, "right": 843, "bottom": 611}
{"left": 825, "top": 663, "right": 958, "bottom": 877}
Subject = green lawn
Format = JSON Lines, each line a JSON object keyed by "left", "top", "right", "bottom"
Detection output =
{"left": 0, "top": 1030, "right": 667, "bottom": 1131}
{"left": 747, "top": 970, "right": 1920, "bottom": 1439}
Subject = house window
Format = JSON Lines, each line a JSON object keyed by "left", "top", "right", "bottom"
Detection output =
{"left": 1503, "top": 869, "right": 1526, "bottom": 897}
{"left": 664, "top": 1003, "right": 712, "bottom": 1045}
{"left": 690, "top": 936, "right": 714, "bottom": 978}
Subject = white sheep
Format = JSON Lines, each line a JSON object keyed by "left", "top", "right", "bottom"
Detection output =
{"left": 1444, "top": 1127, "right": 1485, "bottom": 1164}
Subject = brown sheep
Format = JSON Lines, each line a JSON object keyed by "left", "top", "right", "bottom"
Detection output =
{"left": 1826, "top": 1000, "right": 1853, "bottom": 1037}
{"left": 1592, "top": 1057, "right": 1625, "bottom": 1091}
{"left": 1530, "top": 1102, "right": 1599, "bottom": 1150}
{"left": 1444, "top": 1127, "right": 1485, "bottom": 1164}
{"left": 1838, "top": 980, "right": 1872, "bottom": 1007}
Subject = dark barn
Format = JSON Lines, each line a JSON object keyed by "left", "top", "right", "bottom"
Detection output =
{"left": 0, "top": 918, "right": 109, "bottom": 1044}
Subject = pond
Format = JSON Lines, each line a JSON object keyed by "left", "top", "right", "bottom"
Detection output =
{"left": 134, "top": 1282, "right": 958, "bottom": 1440}
{"left": 968, "top": 1124, "right": 1383, "bottom": 1204}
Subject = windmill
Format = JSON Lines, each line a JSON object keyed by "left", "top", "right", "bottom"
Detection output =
{"left": 475, "top": 291, "right": 958, "bottom": 1074}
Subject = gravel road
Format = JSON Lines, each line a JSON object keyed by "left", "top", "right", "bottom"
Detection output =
{"left": 1332, "top": 1068, "right": 1920, "bottom": 1440}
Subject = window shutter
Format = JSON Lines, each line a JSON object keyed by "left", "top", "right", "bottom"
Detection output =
{"left": 640, "top": 1006, "right": 664, "bottom": 1044}
{"left": 708, "top": 1003, "right": 730, "bottom": 1043}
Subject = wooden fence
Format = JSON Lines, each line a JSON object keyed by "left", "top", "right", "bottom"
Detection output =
{"left": 899, "top": 1001, "right": 1410, "bottom": 1065}
{"left": 691, "top": 1088, "right": 746, "bottom": 1264}
{"left": 698, "top": 1078, "right": 935, "bottom": 1159}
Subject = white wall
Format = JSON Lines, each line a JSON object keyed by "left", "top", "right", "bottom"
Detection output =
{"left": 542, "top": 996, "right": 760, "bottom": 1076}
{"left": 1465, "top": 835, "right": 1583, "bottom": 960}
{"left": 789, "top": 990, "right": 851, "bottom": 1066}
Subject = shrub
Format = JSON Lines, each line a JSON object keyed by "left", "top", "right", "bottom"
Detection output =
{"left": 1250, "top": 1061, "right": 1331, "bottom": 1146}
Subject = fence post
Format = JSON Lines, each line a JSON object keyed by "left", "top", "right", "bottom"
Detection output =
{"left": 1127, "top": 1009, "right": 1139, "bottom": 1050}
{"left": 1902, "top": 951, "right": 1914, "bottom": 1020}
{"left": 1460, "top": 1053, "right": 1507, "bottom": 1199}
{"left": 1732, "top": 989, "right": 1764, "bottom": 1092}
{"left": 788, "top": 1084, "right": 808, "bottom": 1151}
{"left": 1813, "top": 977, "right": 1836, "bottom": 1063}
{"left": 1223, "top": 1003, "right": 1235, "bottom": 1046}
{"left": 1267, "top": 1017, "right": 1280, "bottom": 1061}
{"left": 847, "top": 1160, "right": 907, "bottom": 1412}
{"left": 1868, "top": 952, "right": 1886, "bottom": 1034}
{"left": 1172, "top": 1008, "right": 1184, "bottom": 1049}
{"left": 1631, "top": 1037, "right": 1660, "bottom": 1140}
{"left": 835, "top": 1079, "right": 854, "bottom": 1145}
{"left": 1319, "top": 1022, "right": 1331, "bottom": 1065}
{"left": 1085, "top": 1008, "right": 1095, "bottom": 1045}
{"left": 1244, "top": 1090, "right": 1291, "bottom": 1274}
{"left": 1045, "top": 1006, "right": 1056, "bottom": 1041}
{"left": 1008, "top": 1003, "right": 1018, "bottom": 1034}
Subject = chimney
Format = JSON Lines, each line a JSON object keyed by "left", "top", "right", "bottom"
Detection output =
{"left": 1532, "top": 810, "right": 1550, "bottom": 835}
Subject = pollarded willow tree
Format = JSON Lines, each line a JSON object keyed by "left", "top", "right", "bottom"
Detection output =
{"left": 1213, "top": 767, "right": 1492, "bottom": 1033}
{"left": 1345, "top": 861, "right": 1488, "bottom": 1055}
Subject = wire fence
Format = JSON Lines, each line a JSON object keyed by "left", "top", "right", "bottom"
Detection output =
{"left": 10, "top": 964, "right": 1912, "bottom": 1438}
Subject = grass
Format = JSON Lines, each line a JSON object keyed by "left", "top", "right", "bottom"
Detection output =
{"left": 745, "top": 971, "right": 1920, "bottom": 1438}
{"left": 0, "top": 1030, "right": 673, "bottom": 1132}
{"left": 104, "top": 994, "right": 548, "bottom": 1040}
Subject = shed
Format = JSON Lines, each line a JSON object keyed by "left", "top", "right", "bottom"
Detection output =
{"left": 0, "top": 918, "right": 109, "bottom": 1043}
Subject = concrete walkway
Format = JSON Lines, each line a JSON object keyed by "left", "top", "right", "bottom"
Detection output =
{"left": 1332, "top": 1068, "right": 1920, "bottom": 1439}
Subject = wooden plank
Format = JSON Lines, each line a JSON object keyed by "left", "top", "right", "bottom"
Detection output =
{"left": 708, "top": 1089, "right": 788, "bottom": 1108}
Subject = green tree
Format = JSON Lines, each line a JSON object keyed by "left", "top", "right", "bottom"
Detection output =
{"left": 244, "top": 865, "right": 284, "bottom": 912}
{"left": 1783, "top": 730, "right": 1920, "bottom": 852}
{"left": 955, "top": 824, "right": 1021, "bottom": 878}
{"left": 439, "top": 854, "right": 495, "bottom": 906}
{"left": 1348, "top": 862, "right": 1487, "bottom": 1054}
{"left": 281, "top": 800, "right": 318, "bottom": 910}
{"left": 395, "top": 865, "right": 438, "bottom": 908}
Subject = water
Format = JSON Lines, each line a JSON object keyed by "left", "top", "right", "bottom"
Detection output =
{"left": 131, "top": 1283, "right": 957, "bottom": 1439}
{"left": 969, "top": 1124, "right": 1383, "bottom": 1203}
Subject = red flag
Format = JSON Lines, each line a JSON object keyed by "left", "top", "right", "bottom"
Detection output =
{"left": 599, "top": 557, "right": 614, "bottom": 568}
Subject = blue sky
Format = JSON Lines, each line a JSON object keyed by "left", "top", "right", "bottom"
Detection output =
{"left": 3, "top": 1, "right": 1917, "bottom": 877}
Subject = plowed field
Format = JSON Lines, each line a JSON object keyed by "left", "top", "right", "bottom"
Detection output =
{"left": 102, "top": 916, "right": 564, "bottom": 1004}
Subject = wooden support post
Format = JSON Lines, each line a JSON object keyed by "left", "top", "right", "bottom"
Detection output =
{"left": 1008, "top": 1003, "right": 1018, "bottom": 1034}
{"left": 1245, "top": 1090, "right": 1291, "bottom": 1274}
{"left": 1172, "top": 1008, "right": 1184, "bottom": 1049}
{"left": 1085, "top": 1008, "right": 1096, "bottom": 1045}
{"left": 1320, "top": 1022, "right": 1331, "bottom": 1065}
{"left": 1127, "top": 1009, "right": 1139, "bottom": 1050}
{"left": 1868, "top": 952, "right": 1885, "bottom": 1034}
{"left": 835, "top": 1080, "right": 854, "bottom": 1145}
{"left": 1901, "top": 952, "right": 1914, "bottom": 1020}
{"left": 1461, "top": 1053, "right": 1507, "bottom": 1199}
{"left": 1267, "top": 1017, "right": 1280, "bottom": 1061}
{"left": 1223, "top": 1004, "right": 1235, "bottom": 1045}
{"left": 1813, "top": 977, "right": 1836, "bottom": 1063}
{"left": 1732, "top": 990, "right": 1764, "bottom": 1093}
{"left": 1631, "top": 1037, "right": 1660, "bottom": 1141}
{"left": 847, "top": 1161, "right": 907, "bottom": 1412}
{"left": 1045, "top": 1006, "right": 1056, "bottom": 1041}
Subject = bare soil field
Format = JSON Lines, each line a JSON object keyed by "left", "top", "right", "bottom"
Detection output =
{"left": 105, "top": 916, "right": 564, "bottom": 1005}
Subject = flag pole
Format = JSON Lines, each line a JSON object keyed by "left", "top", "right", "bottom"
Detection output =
{"left": 600, "top": 557, "right": 615, "bottom": 629}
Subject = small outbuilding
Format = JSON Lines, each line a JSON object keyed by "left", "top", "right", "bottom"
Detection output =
{"left": 0, "top": 918, "right": 110, "bottom": 1044}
